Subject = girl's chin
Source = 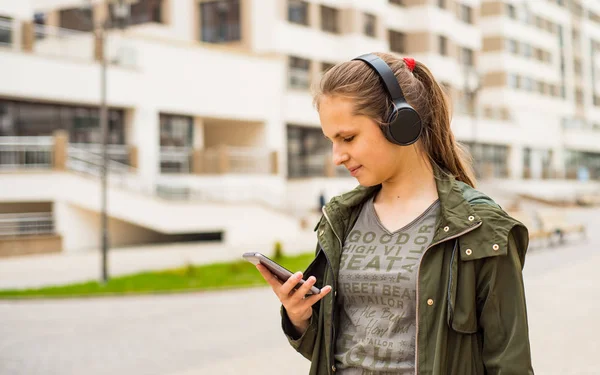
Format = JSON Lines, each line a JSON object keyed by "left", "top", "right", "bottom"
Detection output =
{"left": 354, "top": 175, "right": 380, "bottom": 187}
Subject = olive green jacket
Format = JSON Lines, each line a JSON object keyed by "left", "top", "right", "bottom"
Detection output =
{"left": 281, "top": 169, "right": 534, "bottom": 375}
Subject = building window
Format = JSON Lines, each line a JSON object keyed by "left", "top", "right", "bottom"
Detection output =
{"left": 0, "top": 99, "right": 125, "bottom": 145}
{"left": 160, "top": 114, "right": 193, "bottom": 173}
{"left": 33, "top": 12, "right": 47, "bottom": 40}
{"left": 565, "top": 150, "right": 600, "bottom": 180}
{"left": 160, "top": 114, "right": 193, "bottom": 148}
{"left": 506, "top": 4, "right": 517, "bottom": 20}
{"left": 287, "top": 125, "right": 330, "bottom": 178}
{"left": 522, "top": 43, "right": 532, "bottom": 58}
{"left": 522, "top": 77, "right": 533, "bottom": 91}
{"left": 364, "top": 13, "right": 376, "bottom": 37}
{"left": 461, "top": 47, "right": 474, "bottom": 66}
{"left": 438, "top": 35, "right": 448, "bottom": 56}
{"left": 465, "top": 143, "right": 509, "bottom": 178}
{"left": 0, "top": 16, "right": 12, "bottom": 46}
{"left": 463, "top": 91, "right": 476, "bottom": 114}
{"left": 459, "top": 5, "right": 473, "bottom": 24}
{"left": 534, "top": 48, "right": 543, "bottom": 61}
{"left": 126, "top": 0, "right": 163, "bottom": 26}
{"left": 507, "top": 39, "right": 518, "bottom": 54}
{"left": 288, "top": 0, "right": 309, "bottom": 26}
{"left": 574, "top": 59, "right": 582, "bottom": 76}
{"left": 59, "top": 7, "right": 94, "bottom": 32}
{"left": 508, "top": 74, "right": 519, "bottom": 89}
{"left": 200, "top": 0, "right": 241, "bottom": 44}
{"left": 321, "top": 5, "right": 339, "bottom": 34}
{"left": 288, "top": 56, "right": 311, "bottom": 89}
{"left": 389, "top": 30, "right": 406, "bottom": 53}
{"left": 438, "top": 0, "right": 446, "bottom": 9}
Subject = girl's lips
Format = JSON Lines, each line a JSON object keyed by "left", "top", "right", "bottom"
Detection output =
{"left": 349, "top": 166, "right": 362, "bottom": 176}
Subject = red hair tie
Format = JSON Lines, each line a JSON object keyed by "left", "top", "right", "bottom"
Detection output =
{"left": 403, "top": 57, "right": 416, "bottom": 72}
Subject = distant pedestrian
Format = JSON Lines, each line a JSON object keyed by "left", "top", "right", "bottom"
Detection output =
{"left": 318, "top": 191, "right": 326, "bottom": 211}
{"left": 256, "top": 52, "right": 533, "bottom": 374}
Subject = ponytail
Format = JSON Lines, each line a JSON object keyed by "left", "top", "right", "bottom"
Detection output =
{"left": 412, "top": 61, "right": 477, "bottom": 188}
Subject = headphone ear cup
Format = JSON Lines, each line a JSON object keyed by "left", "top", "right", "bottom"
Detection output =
{"left": 384, "top": 104, "right": 422, "bottom": 146}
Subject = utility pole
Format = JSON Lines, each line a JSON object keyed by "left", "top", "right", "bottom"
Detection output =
{"left": 99, "top": 19, "right": 109, "bottom": 284}
{"left": 95, "top": 0, "right": 130, "bottom": 284}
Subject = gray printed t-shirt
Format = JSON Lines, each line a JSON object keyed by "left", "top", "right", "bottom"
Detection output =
{"left": 334, "top": 197, "right": 440, "bottom": 375}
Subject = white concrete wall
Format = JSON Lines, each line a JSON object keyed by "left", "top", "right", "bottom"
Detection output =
{"left": 0, "top": 172, "right": 308, "bottom": 251}
{"left": 0, "top": 0, "right": 33, "bottom": 18}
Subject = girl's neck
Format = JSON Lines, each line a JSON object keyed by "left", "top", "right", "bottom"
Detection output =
{"left": 376, "top": 156, "right": 438, "bottom": 206}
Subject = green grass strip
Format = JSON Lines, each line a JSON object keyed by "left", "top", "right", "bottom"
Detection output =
{"left": 0, "top": 252, "right": 315, "bottom": 299}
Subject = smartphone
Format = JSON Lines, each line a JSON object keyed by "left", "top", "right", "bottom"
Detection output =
{"left": 243, "top": 252, "right": 321, "bottom": 295}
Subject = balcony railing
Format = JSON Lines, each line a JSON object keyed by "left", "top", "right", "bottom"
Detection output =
{"left": 32, "top": 24, "right": 95, "bottom": 61}
{"left": 199, "top": 146, "right": 273, "bottom": 174}
{"left": 160, "top": 146, "right": 192, "bottom": 174}
{"left": 0, "top": 136, "right": 54, "bottom": 170}
{"left": 0, "top": 212, "right": 55, "bottom": 237}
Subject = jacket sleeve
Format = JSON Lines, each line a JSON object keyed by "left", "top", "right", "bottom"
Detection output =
{"left": 477, "top": 231, "right": 534, "bottom": 375}
{"left": 280, "top": 305, "right": 319, "bottom": 360}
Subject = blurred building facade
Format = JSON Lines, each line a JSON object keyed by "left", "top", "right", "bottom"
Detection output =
{"left": 0, "top": 0, "right": 599, "bottom": 255}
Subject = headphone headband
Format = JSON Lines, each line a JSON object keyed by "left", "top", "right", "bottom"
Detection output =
{"left": 352, "top": 53, "right": 406, "bottom": 102}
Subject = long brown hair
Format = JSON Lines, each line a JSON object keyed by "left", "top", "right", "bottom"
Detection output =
{"left": 314, "top": 52, "right": 476, "bottom": 188}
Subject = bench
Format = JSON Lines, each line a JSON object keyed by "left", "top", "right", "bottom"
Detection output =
{"left": 508, "top": 210, "right": 553, "bottom": 248}
{"left": 535, "top": 209, "right": 586, "bottom": 245}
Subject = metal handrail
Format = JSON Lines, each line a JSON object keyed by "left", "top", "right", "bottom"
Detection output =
{"left": 0, "top": 136, "right": 54, "bottom": 145}
{"left": 68, "top": 143, "right": 129, "bottom": 164}
{"left": 0, "top": 212, "right": 55, "bottom": 237}
{"left": 0, "top": 136, "right": 54, "bottom": 170}
{"left": 67, "top": 146, "right": 132, "bottom": 175}
{"left": 33, "top": 24, "right": 89, "bottom": 39}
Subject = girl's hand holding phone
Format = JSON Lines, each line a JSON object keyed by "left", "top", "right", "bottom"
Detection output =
{"left": 255, "top": 264, "right": 332, "bottom": 336}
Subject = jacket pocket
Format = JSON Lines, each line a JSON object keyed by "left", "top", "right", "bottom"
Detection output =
{"left": 447, "top": 236, "right": 505, "bottom": 334}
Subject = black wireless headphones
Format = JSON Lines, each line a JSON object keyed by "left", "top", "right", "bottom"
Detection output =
{"left": 352, "top": 53, "right": 422, "bottom": 146}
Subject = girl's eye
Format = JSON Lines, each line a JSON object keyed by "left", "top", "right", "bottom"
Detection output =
{"left": 343, "top": 136, "right": 355, "bottom": 143}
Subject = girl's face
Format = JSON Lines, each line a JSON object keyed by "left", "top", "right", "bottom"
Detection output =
{"left": 319, "top": 95, "right": 411, "bottom": 187}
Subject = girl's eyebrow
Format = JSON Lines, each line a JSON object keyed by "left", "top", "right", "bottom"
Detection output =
{"left": 323, "top": 129, "right": 354, "bottom": 140}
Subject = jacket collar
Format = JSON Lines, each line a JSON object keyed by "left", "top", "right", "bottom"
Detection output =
{"left": 322, "top": 166, "right": 481, "bottom": 245}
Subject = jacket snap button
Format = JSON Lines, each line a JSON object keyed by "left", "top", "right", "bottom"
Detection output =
{"left": 468, "top": 215, "right": 475, "bottom": 221}
{"left": 493, "top": 244, "right": 499, "bottom": 251}
{"left": 443, "top": 226, "right": 449, "bottom": 232}
{"left": 465, "top": 249, "right": 472, "bottom": 256}
{"left": 427, "top": 299, "right": 434, "bottom": 306}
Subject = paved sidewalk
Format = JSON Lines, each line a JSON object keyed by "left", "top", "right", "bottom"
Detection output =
{"left": 1, "top": 240, "right": 599, "bottom": 375}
